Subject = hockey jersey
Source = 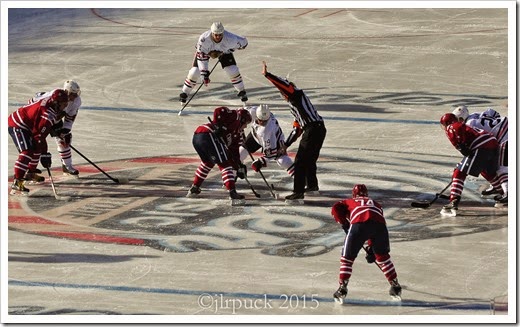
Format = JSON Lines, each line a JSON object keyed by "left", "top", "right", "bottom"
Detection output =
{"left": 465, "top": 111, "right": 508, "bottom": 145}
{"left": 445, "top": 121, "right": 498, "bottom": 155}
{"left": 246, "top": 107, "right": 286, "bottom": 160}
{"left": 195, "top": 30, "right": 248, "bottom": 73}
{"left": 30, "top": 89, "right": 81, "bottom": 131}
{"left": 338, "top": 196, "right": 386, "bottom": 225}
{"left": 195, "top": 107, "right": 245, "bottom": 161}
{"left": 8, "top": 98, "right": 59, "bottom": 153}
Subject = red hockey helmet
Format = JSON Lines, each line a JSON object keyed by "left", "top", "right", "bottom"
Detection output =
{"left": 238, "top": 108, "right": 252, "bottom": 126}
{"left": 48, "top": 89, "right": 69, "bottom": 110}
{"left": 440, "top": 113, "right": 458, "bottom": 127}
{"left": 352, "top": 184, "right": 368, "bottom": 198}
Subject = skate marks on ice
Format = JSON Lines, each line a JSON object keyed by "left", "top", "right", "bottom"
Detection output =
{"left": 8, "top": 151, "right": 507, "bottom": 259}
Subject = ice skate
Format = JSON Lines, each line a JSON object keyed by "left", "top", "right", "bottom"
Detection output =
{"left": 304, "top": 185, "right": 320, "bottom": 195}
{"left": 179, "top": 92, "right": 188, "bottom": 104}
{"left": 186, "top": 185, "right": 201, "bottom": 198}
{"left": 237, "top": 90, "right": 248, "bottom": 105}
{"left": 389, "top": 279, "right": 402, "bottom": 300}
{"left": 229, "top": 189, "right": 246, "bottom": 206}
{"left": 440, "top": 196, "right": 459, "bottom": 217}
{"left": 10, "top": 179, "right": 29, "bottom": 196}
{"left": 333, "top": 280, "right": 348, "bottom": 304}
{"left": 481, "top": 185, "right": 500, "bottom": 197}
{"left": 494, "top": 194, "right": 508, "bottom": 208}
{"left": 285, "top": 192, "right": 304, "bottom": 205}
{"left": 25, "top": 170, "right": 45, "bottom": 184}
{"left": 62, "top": 164, "right": 79, "bottom": 177}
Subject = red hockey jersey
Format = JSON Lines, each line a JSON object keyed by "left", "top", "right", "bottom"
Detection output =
{"left": 8, "top": 98, "right": 58, "bottom": 153}
{"left": 445, "top": 121, "right": 498, "bottom": 154}
{"left": 339, "top": 196, "right": 386, "bottom": 225}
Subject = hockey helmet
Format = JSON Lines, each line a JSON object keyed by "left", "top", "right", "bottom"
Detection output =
{"left": 440, "top": 113, "right": 458, "bottom": 128}
{"left": 63, "top": 80, "right": 81, "bottom": 96}
{"left": 256, "top": 104, "right": 270, "bottom": 121}
{"left": 352, "top": 184, "right": 368, "bottom": 198}
{"left": 452, "top": 105, "right": 468, "bottom": 121}
{"left": 49, "top": 89, "right": 69, "bottom": 110}
{"left": 238, "top": 108, "right": 252, "bottom": 126}
{"left": 211, "top": 22, "right": 225, "bottom": 34}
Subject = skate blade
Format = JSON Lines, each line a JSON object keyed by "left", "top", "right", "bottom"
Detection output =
{"left": 440, "top": 209, "right": 457, "bottom": 217}
{"left": 10, "top": 190, "right": 28, "bottom": 196}
{"left": 285, "top": 199, "right": 304, "bottom": 205}
{"left": 230, "top": 199, "right": 246, "bottom": 206}
{"left": 390, "top": 295, "right": 402, "bottom": 301}
{"left": 63, "top": 173, "right": 80, "bottom": 179}
{"left": 333, "top": 297, "right": 344, "bottom": 304}
{"left": 26, "top": 180, "right": 45, "bottom": 185}
{"left": 494, "top": 203, "right": 507, "bottom": 208}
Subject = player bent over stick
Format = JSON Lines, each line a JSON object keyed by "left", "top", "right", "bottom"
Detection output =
{"left": 29, "top": 80, "right": 83, "bottom": 178}
{"left": 452, "top": 105, "right": 508, "bottom": 203}
{"left": 439, "top": 113, "right": 504, "bottom": 217}
{"left": 239, "top": 104, "right": 295, "bottom": 178}
{"left": 331, "top": 184, "right": 402, "bottom": 303}
{"left": 8, "top": 90, "right": 69, "bottom": 195}
{"left": 187, "top": 106, "right": 252, "bottom": 201}
{"left": 179, "top": 22, "right": 249, "bottom": 106}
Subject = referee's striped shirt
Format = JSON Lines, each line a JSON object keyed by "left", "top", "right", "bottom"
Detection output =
{"left": 264, "top": 72, "right": 323, "bottom": 128}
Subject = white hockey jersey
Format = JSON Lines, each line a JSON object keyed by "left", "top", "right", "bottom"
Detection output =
{"left": 196, "top": 30, "right": 248, "bottom": 72}
{"left": 466, "top": 109, "right": 507, "bottom": 144}
{"left": 30, "top": 89, "right": 81, "bottom": 130}
{"left": 245, "top": 106, "right": 285, "bottom": 159}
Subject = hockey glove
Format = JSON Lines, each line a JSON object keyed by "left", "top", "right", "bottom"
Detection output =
{"left": 365, "top": 246, "right": 375, "bottom": 264}
{"left": 237, "top": 163, "right": 247, "bottom": 179}
{"left": 50, "top": 120, "right": 64, "bottom": 137}
{"left": 214, "top": 125, "right": 226, "bottom": 139}
{"left": 40, "top": 152, "right": 52, "bottom": 168}
{"left": 331, "top": 201, "right": 349, "bottom": 225}
{"left": 458, "top": 144, "right": 471, "bottom": 157}
{"left": 251, "top": 158, "right": 266, "bottom": 172}
{"left": 59, "top": 128, "right": 72, "bottom": 144}
{"left": 201, "top": 70, "right": 210, "bottom": 86}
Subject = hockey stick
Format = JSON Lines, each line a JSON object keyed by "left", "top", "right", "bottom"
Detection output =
{"left": 410, "top": 181, "right": 452, "bottom": 208}
{"left": 178, "top": 58, "right": 221, "bottom": 116}
{"left": 69, "top": 144, "right": 128, "bottom": 184}
{"left": 243, "top": 144, "right": 277, "bottom": 199}
{"left": 206, "top": 117, "right": 260, "bottom": 198}
{"left": 46, "top": 167, "right": 70, "bottom": 201}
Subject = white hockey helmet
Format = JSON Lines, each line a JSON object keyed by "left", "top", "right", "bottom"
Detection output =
{"left": 63, "top": 80, "right": 81, "bottom": 96}
{"left": 211, "top": 22, "right": 225, "bottom": 34}
{"left": 452, "top": 105, "right": 469, "bottom": 121}
{"left": 256, "top": 104, "right": 270, "bottom": 121}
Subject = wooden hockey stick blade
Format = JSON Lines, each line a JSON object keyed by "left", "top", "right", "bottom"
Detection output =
{"left": 410, "top": 200, "right": 432, "bottom": 208}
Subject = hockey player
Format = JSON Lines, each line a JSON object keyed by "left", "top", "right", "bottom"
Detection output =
{"left": 8, "top": 89, "right": 69, "bottom": 194}
{"left": 261, "top": 61, "right": 326, "bottom": 201}
{"left": 179, "top": 22, "right": 249, "bottom": 105}
{"left": 331, "top": 184, "right": 401, "bottom": 303}
{"left": 439, "top": 113, "right": 504, "bottom": 215}
{"left": 239, "top": 104, "right": 295, "bottom": 177}
{"left": 29, "top": 80, "right": 82, "bottom": 177}
{"left": 187, "top": 106, "right": 252, "bottom": 200}
{"left": 452, "top": 105, "right": 508, "bottom": 200}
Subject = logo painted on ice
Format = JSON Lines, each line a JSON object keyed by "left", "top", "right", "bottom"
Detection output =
{"left": 8, "top": 154, "right": 507, "bottom": 258}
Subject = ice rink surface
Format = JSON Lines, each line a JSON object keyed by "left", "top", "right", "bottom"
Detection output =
{"left": 2, "top": 2, "right": 516, "bottom": 324}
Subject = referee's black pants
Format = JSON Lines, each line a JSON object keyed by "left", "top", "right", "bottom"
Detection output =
{"left": 293, "top": 121, "right": 326, "bottom": 193}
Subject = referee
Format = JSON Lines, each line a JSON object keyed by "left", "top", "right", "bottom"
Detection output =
{"left": 262, "top": 61, "right": 327, "bottom": 201}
